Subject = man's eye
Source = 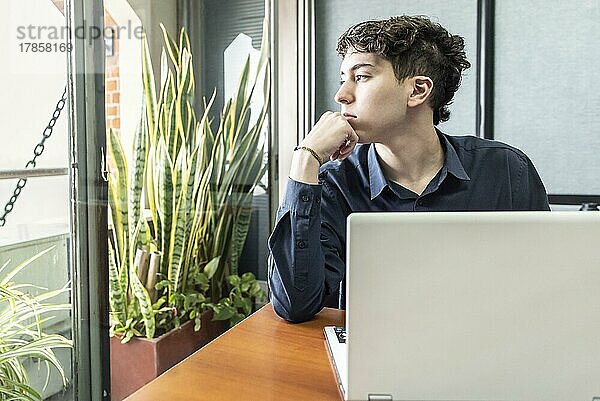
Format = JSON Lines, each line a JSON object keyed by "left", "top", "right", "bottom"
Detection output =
{"left": 355, "top": 75, "right": 368, "bottom": 81}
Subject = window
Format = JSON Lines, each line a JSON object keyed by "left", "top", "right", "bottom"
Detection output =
{"left": 1, "top": 0, "right": 109, "bottom": 400}
{"left": 1, "top": 1, "right": 73, "bottom": 399}
{"left": 494, "top": 0, "right": 600, "bottom": 201}
{"left": 184, "top": 0, "right": 272, "bottom": 281}
{"left": 307, "top": 0, "right": 600, "bottom": 207}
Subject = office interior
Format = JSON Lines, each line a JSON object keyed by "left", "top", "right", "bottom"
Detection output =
{"left": 0, "top": 0, "right": 598, "bottom": 400}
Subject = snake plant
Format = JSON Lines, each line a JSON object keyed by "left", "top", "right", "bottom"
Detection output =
{"left": 108, "top": 21, "right": 268, "bottom": 341}
{"left": 0, "top": 247, "right": 72, "bottom": 401}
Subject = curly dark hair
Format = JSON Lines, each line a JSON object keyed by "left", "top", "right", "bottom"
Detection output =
{"left": 337, "top": 16, "right": 471, "bottom": 125}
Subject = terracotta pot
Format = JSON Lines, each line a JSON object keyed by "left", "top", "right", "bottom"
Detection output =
{"left": 110, "top": 310, "right": 228, "bottom": 401}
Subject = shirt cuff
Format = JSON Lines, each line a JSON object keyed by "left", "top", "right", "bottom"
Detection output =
{"left": 279, "top": 177, "right": 322, "bottom": 217}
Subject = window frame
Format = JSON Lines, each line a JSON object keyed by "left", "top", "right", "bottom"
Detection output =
{"left": 290, "top": 0, "right": 599, "bottom": 206}
{"left": 272, "top": 0, "right": 314, "bottom": 202}
{"left": 66, "top": 0, "right": 111, "bottom": 399}
{"left": 481, "top": 0, "right": 599, "bottom": 204}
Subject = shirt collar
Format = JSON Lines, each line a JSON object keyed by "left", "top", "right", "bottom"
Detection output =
{"left": 438, "top": 130, "right": 470, "bottom": 182}
{"left": 367, "top": 130, "right": 470, "bottom": 200}
{"left": 367, "top": 144, "right": 388, "bottom": 200}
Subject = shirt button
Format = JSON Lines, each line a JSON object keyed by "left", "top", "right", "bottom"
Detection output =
{"left": 297, "top": 240, "right": 306, "bottom": 249}
{"left": 301, "top": 194, "right": 310, "bottom": 202}
{"left": 417, "top": 200, "right": 424, "bottom": 206}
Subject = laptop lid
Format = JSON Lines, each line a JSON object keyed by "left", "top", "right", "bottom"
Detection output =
{"left": 345, "top": 211, "right": 600, "bottom": 401}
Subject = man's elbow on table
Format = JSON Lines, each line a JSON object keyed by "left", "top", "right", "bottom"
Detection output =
{"left": 271, "top": 294, "right": 320, "bottom": 323}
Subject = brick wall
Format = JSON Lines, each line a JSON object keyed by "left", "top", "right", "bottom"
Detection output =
{"left": 50, "top": 0, "right": 121, "bottom": 134}
{"left": 50, "top": 0, "right": 64, "bottom": 14}
{"left": 104, "top": 12, "right": 121, "bottom": 133}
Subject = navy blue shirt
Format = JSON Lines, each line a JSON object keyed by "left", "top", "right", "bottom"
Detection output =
{"left": 268, "top": 132, "right": 550, "bottom": 322}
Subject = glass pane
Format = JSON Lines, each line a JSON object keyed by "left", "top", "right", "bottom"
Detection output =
{"left": 103, "top": 1, "right": 143, "bottom": 159}
{"left": 1, "top": 1, "right": 73, "bottom": 398}
{"left": 494, "top": 1, "right": 600, "bottom": 195}
{"left": 0, "top": 176, "right": 70, "bottom": 245}
{"left": 0, "top": 224, "right": 72, "bottom": 400}
{"left": 203, "top": 0, "right": 270, "bottom": 281}
{"left": 106, "top": 1, "right": 271, "bottom": 399}
{"left": 315, "top": 0, "right": 478, "bottom": 135}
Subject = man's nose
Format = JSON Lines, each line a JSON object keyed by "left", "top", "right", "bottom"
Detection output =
{"left": 334, "top": 82, "right": 354, "bottom": 105}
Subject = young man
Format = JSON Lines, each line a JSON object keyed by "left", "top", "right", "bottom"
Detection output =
{"left": 268, "top": 16, "right": 550, "bottom": 323}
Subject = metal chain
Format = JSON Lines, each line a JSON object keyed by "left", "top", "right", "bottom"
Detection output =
{"left": 0, "top": 86, "right": 68, "bottom": 228}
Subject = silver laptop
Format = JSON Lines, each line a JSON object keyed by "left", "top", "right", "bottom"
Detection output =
{"left": 324, "top": 212, "right": 600, "bottom": 401}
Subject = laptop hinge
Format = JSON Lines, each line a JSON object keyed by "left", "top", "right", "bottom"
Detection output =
{"left": 368, "top": 394, "right": 392, "bottom": 401}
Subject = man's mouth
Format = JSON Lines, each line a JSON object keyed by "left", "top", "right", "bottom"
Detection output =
{"left": 342, "top": 112, "right": 357, "bottom": 120}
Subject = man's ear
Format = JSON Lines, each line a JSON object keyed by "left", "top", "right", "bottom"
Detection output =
{"left": 407, "top": 76, "right": 434, "bottom": 108}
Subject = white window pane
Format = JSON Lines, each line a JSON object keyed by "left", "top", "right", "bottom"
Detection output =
{"left": 494, "top": 1, "right": 600, "bottom": 195}
{"left": 0, "top": 175, "right": 70, "bottom": 246}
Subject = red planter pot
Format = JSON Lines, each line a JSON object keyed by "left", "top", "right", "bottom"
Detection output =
{"left": 110, "top": 311, "right": 228, "bottom": 401}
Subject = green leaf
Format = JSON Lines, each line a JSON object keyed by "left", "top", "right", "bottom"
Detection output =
{"left": 128, "top": 103, "right": 149, "bottom": 241}
{"left": 249, "top": 282, "right": 263, "bottom": 298}
{"left": 129, "top": 262, "right": 156, "bottom": 338}
{"left": 107, "top": 128, "right": 129, "bottom": 268}
{"left": 204, "top": 256, "right": 220, "bottom": 280}
{"left": 0, "top": 249, "right": 72, "bottom": 397}
{"left": 155, "top": 280, "right": 170, "bottom": 290}
{"left": 241, "top": 272, "right": 256, "bottom": 281}
{"left": 160, "top": 23, "right": 180, "bottom": 71}
{"left": 122, "top": 331, "right": 134, "bottom": 344}
{"left": 155, "top": 136, "right": 175, "bottom": 281}
{"left": 142, "top": 35, "right": 157, "bottom": 145}
{"left": 242, "top": 298, "right": 252, "bottom": 315}
{"left": 211, "top": 304, "right": 235, "bottom": 321}
{"left": 108, "top": 241, "right": 126, "bottom": 325}
{"left": 230, "top": 313, "right": 245, "bottom": 327}
{"left": 0, "top": 246, "right": 54, "bottom": 286}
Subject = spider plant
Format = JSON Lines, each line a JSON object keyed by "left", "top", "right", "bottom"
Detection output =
{"left": 0, "top": 247, "right": 72, "bottom": 401}
{"left": 107, "top": 20, "right": 268, "bottom": 342}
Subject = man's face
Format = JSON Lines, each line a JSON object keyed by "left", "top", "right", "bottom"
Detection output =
{"left": 335, "top": 52, "right": 409, "bottom": 143}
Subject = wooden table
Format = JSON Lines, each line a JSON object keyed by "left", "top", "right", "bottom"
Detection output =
{"left": 125, "top": 304, "right": 345, "bottom": 401}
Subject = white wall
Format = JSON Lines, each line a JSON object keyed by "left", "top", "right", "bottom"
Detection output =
{"left": 127, "top": 0, "right": 177, "bottom": 88}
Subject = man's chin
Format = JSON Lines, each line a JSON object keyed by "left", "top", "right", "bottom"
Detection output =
{"left": 354, "top": 130, "right": 371, "bottom": 144}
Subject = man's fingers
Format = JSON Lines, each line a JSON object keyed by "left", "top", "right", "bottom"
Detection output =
{"left": 338, "top": 143, "right": 355, "bottom": 157}
{"left": 338, "top": 142, "right": 356, "bottom": 161}
{"left": 308, "top": 111, "right": 358, "bottom": 162}
{"left": 347, "top": 129, "right": 359, "bottom": 144}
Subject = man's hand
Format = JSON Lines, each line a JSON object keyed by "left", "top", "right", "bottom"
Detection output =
{"left": 289, "top": 112, "right": 360, "bottom": 184}
{"left": 301, "top": 112, "right": 359, "bottom": 163}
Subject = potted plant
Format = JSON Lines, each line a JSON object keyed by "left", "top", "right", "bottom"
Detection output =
{"left": 107, "top": 20, "right": 269, "bottom": 400}
{"left": 0, "top": 247, "right": 72, "bottom": 401}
